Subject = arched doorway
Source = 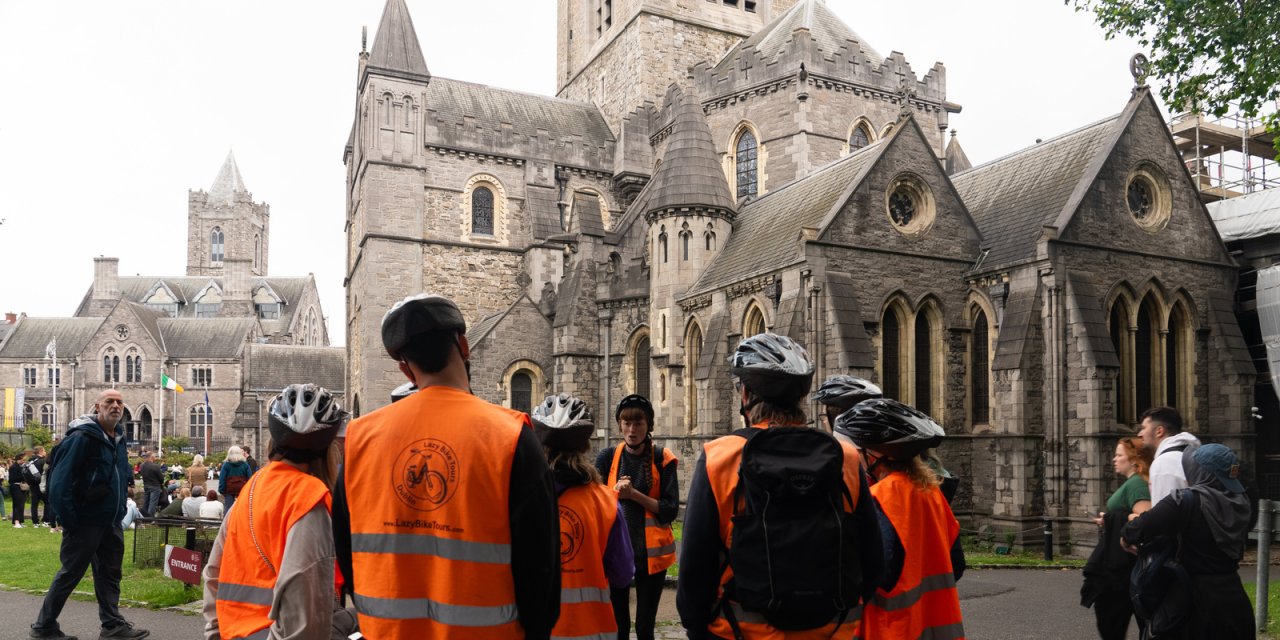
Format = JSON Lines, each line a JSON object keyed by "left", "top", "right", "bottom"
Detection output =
{"left": 139, "top": 407, "right": 153, "bottom": 444}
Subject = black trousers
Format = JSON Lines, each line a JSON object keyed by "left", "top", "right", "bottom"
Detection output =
{"left": 10, "top": 485, "right": 26, "bottom": 524}
{"left": 29, "top": 488, "right": 43, "bottom": 523}
{"left": 33, "top": 524, "right": 127, "bottom": 633}
{"left": 1093, "top": 580, "right": 1140, "bottom": 640}
{"left": 611, "top": 569, "right": 667, "bottom": 640}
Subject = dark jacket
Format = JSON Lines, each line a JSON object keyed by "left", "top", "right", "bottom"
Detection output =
{"left": 218, "top": 460, "right": 253, "bottom": 496}
{"left": 140, "top": 461, "right": 165, "bottom": 489}
{"left": 49, "top": 416, "right": 131, "bottom": 529}
{"left": 1080, "top": 508, "right": 1133, "bottom": 607}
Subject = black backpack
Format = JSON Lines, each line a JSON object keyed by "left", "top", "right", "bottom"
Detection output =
{"left": 722, "top": 426, "right": 863, "bottom": 632}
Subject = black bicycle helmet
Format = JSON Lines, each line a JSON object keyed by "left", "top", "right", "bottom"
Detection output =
{"left": 729, "top": 333, "right": 815, "bottom": 404}
{"left": 614, "top": 394, "right": 655, "bottom": 426}
{"left": 267, "top": 384, "right": 348, "bottom": 462}
{"left": 834, "top": 398, "right": 944, "bottom": 461}
{"left": 811, "top": 375, "right": 883, "bottom": 411}
{"left": 530, "top": 393, "right": 595, "bottom": 452}
{"left": 390, "top": 381, "right": 418, "bottom": 403}
{"left": 381, "top": 293, "right": 467, "bottom": 360}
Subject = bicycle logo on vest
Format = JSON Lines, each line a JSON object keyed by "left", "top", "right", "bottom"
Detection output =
{"left": 393, "top": 438, "right": 460, "bottom": 511}
{"left": 559, "top": 505, "right": 585, "bottom": 565}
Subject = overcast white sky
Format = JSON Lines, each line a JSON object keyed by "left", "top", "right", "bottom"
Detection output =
{"left": 0, "top": 0, "right": 1148, "bottom": 345}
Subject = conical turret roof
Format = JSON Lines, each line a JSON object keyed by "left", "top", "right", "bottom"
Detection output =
{"left": 367, "top": 0, "right": 430, "bottom": 83}
{"left": 647, "top": 86, "right": 736, "bottom": 216}
{"left": 944, "top": 131, "right": 971, "bottom": 175}
{"left": 208, "top": 151, "right": 247, "bottom": 207}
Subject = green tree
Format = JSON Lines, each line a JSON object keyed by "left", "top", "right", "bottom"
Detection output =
{"left": 24, "top": 423, "right": 53, "bottom": 447}
{"left": 162, "top": 436, "right": 190, "bottom": 453}
{"left": 1069, "top": 0, "right": 1280, "bottom": 152}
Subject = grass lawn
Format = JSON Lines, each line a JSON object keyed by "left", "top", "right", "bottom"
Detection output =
{"left": 0, "top": 524, "right": 199, "bottom": 608}
{"left": 1244, "top": 581, "right": 1280, "bottom": 638}
{"left": 962, "top": 536, "right": 1086, "bottom": 567}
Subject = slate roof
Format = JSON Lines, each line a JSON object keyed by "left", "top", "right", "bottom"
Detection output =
{"left": 0, "top": 318, "right": 103, "bottom": 359}
{"left": 155, "top": 319, "right": 257, "bottom": 359}
{"left": 76, "top": 276, "right": 313, "bottom": 328}
{"left": 572, "top": 192, "right": 607, "bottom": 237}
{"left": 953, "top": 115, "right": 1120, "bottom": 272}
{"left": 0, "top": 323, "right": 14, "bottom": 347}
{"left": 713, "top": 0, "right": 882, "bottom": 76}
{"left": 824, "top": 272, "right": 874, "bottom": 368}
{"left": 527, "top": 185, "right": 563, "bottom": 240}
{"left": 685, "top": 139, "right": 884, "bottom": 298}
{"left": 467, "top": 309, "right": 507, "bottom": 347}
{"left": 207, "top": 151, "right": 248, "bottom": 207}
{"left": 367, "top": 0, "right": 430, "bottom": 83}
{"left": 425, "top": 77, "right": 614, "bottom": 149}
{"left": 248, "top": 344, "right": 345, "bottom": 393}
{"left": 647, "top": 86, "right": 736, "bottom": 215}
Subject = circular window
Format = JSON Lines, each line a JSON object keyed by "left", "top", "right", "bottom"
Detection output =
{"left": 884, "top": 173, "right": 935, "bottom": 236}
{"left": 1126, "top": 163, "right": 1171, "bottom": 231}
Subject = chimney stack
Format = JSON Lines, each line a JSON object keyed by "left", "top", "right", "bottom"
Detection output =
{"left": 93, "top": 257, "right": 120, "bottom": 300}
{"left": 4, "top": 312, "right": 16, "bottom": 324}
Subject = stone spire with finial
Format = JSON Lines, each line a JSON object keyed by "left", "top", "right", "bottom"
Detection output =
{"left": 646, "top": 85, "right": 736, "bottom": 221}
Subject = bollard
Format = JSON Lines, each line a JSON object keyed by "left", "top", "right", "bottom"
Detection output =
{"left": 1043, "top": 518, "right": 1053, "bottom": 562}
{"left": 186, "top": 526, "right": 197, "bottom": 550}
{"left": 1258, "top": 499, "right": 1272, "bottom": 633}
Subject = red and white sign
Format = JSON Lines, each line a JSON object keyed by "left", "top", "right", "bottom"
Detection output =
{"left": 164, "top": 545, "right": 203, "bottom": 585}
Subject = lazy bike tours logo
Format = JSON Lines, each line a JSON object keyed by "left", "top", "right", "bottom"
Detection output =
{"left": 559, "top": 505, "right": 585, "bottom": 565}
{"left": 393, "top": 438, "right": 460, "bottom": 511}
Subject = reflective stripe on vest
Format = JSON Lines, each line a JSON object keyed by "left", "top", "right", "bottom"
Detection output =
{"left": 351, "top": 532, "right": 511, "bottom": 563}
{"left": 553, "top": 483, "right": 619, "bottom": 640}
{"left": 345, "top": 386, "right": 528, "bottom": 640}
{"left": 215, "top": 462, "right": 332, "bottom": 640}
{"left": 607, "top": 443, "right": 677, "bottom": 574}
{"left": 860, "top": 472, "right": 964, "bottom": 640}
{"left": 702, "top": 425, "right": 864, "bottom": 640}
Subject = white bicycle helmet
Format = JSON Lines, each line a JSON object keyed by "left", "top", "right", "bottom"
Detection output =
{"left": 530, "top": 393, "right": 594, "bottom": 452}
{"left": 267, "top": 384, "right": 347, "bottom": 461}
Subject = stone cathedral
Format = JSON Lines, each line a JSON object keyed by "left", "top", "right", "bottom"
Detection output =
{"left": 343, "top": 0, "right": 1255, "bottom": 548}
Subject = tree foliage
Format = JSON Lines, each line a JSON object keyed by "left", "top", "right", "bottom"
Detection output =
{"left": 1070, "top": 0, "right": 1280, "bottom": 143}
{"left": 25, "top": 424, "right": 53, "bottom": 447}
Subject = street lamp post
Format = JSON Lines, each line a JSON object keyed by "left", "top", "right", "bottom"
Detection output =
{"left": 45, "top": 339, "right": 57, "bottom": 437}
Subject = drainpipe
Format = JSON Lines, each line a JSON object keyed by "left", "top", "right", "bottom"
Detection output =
{"left": 599, "top": 308, "right": 614, "bottom": 449}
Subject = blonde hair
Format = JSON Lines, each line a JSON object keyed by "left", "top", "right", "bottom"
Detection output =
{"left": 876, "top": 456, "right": 942, "bottom": 491}
{"left": 191, "top": 454, "right": 204, "bottom": 467}
{"left": 226, "top": 446, "right": 245, "bottom": 463}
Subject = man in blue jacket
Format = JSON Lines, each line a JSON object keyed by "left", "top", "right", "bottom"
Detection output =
{"left": 30, "top": 390, "right": 149, "bottom": 640}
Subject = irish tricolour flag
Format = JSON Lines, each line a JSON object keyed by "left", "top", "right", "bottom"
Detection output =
{"left": 161, "top": 372, "right": 185, "bottom": 393}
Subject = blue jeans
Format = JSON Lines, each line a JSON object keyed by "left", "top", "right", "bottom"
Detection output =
{"left": 143, "top": 486, "right": 162, "bottom": 517}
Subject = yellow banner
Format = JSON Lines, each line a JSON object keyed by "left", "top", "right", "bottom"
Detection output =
{"left": 3, "top": 388, "right": 13, "bottom": 430}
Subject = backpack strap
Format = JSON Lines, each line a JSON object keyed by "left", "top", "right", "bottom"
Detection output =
{"left": 1160, "top": 444, "right": 1189, "bottom": 456}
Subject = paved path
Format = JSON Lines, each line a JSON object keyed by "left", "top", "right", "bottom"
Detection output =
{"left": 0, "top": 567, "right": 1260, "bottom": 639}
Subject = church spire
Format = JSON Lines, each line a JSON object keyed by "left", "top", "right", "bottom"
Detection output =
{"left": 366, "top": 0, "right": 430, "bottom": 84}
{"left": 646, "top": 85, "right": 736, "bottom": 218}
{"left": 944, "top": 130, "right": 972, "bottom": 175}
{"left": 208, "top": 151, "right": 247, "bottom": 207}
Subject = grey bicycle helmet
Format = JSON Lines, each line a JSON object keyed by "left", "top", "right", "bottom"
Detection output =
{"left": 615, "top": 394, "right": 655, "bottom": 426}
{"left": 381, "top": 293, "right": 467, "bottom": 360}
{"left": 835, "top": 398, "right": 944, "bottom": 460}
{"left": 811, "top": 375, "right": 883, "bottom": 411}
{"left": 530, "top": 393, "right": 595, "bottom": 452}
{"left": 390, "top": 381, "right": 418, "bottom": 403}
{"left": 729, "top": 333, "right": 815, "bottom": 404}
{"left": 267, "top": 384, "right": 347, "bottom": 461}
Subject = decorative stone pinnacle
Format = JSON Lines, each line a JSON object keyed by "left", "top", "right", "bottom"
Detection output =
{"left": 1129, "top": 53, "right": 1150, "bottom": 90}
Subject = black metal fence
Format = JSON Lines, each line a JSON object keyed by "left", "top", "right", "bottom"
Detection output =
{"left": 131, "top": 517, "right": 222, "bottom": 570}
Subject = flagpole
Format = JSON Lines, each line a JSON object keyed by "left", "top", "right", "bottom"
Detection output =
{"left": 158, "top": 366, "right": 165, "bottom": 457}
{"left": 204, "top": 383, "right": 211, "bottom": 457}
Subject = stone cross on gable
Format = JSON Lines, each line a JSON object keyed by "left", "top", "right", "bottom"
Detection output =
{"left": 895, "top": 72, "right": 917, "bottom": 118}
{"left": 739, "top": 50, "right": 753, "bottom": 81}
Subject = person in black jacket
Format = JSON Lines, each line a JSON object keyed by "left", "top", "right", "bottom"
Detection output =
{"left": 1081, "top": 436, "right": 1153, "bottom": 640}
{"left": 26, "top": 446, "right": 47, "bottom": 527}
{"left": 1122, "top": 443, "right": 1254, "bottom": 639}
{"left": 138, "top": 452, "right": 165, "bottom": 517}
{"left": 31, "top": 389, "right": 149, "bottom": 640}
{"left": 9, "top": 451, "right": 29, "bottom": 528}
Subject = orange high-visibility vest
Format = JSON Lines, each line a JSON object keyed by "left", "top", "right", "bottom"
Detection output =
{"left": 858, "top": 471, "right": 964, "bottom": 640}
{"left": 344, "top": 385, "right": 530, "bottom": 640}
{"left": 215, "top": 461, "right": 332, "bottom": 640}
{"left": 607, "top": 443, "right": 677, "bottom": 575}
{"left": 701, "top": 424, "right": 864, "bottom": 640}
{"left": 552, "top": 482, "right": 619, "bottom": 640}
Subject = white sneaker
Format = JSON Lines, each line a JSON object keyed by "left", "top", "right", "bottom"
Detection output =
{"left": 13, "top": 522, "right": 22, "bottom": 528}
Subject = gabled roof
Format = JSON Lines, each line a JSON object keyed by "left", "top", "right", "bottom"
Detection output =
{"left": 424, "top": 77, "right": 614, "bottom": 149}
{"left": 685, "top": 138, "right": 885, "bottom": 297}
{"left": 0, "top": 317, "right": 103, "bottom": 359}
{"left": 571, "top": 191, "right": 606, "bottom": 237}
{"left": 248, "top": 344, "right": 345, "bottom": 393}
{"left": 366, "top": 0, "right": 430, "bottom": 83}
{"left": 208, "top": 151, "right": 248, "bottom": 207}
{"left": 646, "top": 85, "right": 735, "bottom": 215}
{"left": 123, "top": 301, "right": 167, "bottom": 352}
{"left": 156, "top": 318, "right": 257, "bottom": 359}
{"left": 713, "top": 0, "right": 882, "bottom": 76}
{"left": 1207, "top": 187, "right": 1280, "bottom": 242}
{"left": 77, "top": 276, "right": 315, "bottom": 327}
{"left": 953, "top": 114, "right": 1122, "bottom": 271}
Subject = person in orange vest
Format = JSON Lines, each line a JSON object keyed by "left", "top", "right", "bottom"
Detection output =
{"left": 202, "top": 383, "right": 350, "bottom": 640}
{"left": 835, "top": 399, "right": 966, "bottom": 640}
{"left": 531, "top": 393, "right": 634, "bottom": 640}
{"left": 676, "top": 333, "right": 885, "bottom": 639}
{"left": 593, "top": 394, "right": 678, "bottom": 640}
{"left": 332, "top": 293, "right": 560, "bottom": 639}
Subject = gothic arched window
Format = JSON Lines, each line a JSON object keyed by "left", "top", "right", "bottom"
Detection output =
{"left": 40, "top": 404, "right": 54, "bottom": 427}
{"left": 914, "top": 311, "right": 933, "bottom": 416}
{"left": 211, "top": 227, "right": 225, "bottom": 263}
{"left": 472, "top": 186, "right": 494, "bottom": 235}
{"left": 735, "top": 130, "right": 758, "bottom": 199}
{"left": 882, "top": 306, "right": 903, "bottom": 399}
{"left": 634, "top": 336, "right": 651, "bottom": 399}
{"left": 510, "top": 371, "right": 533, "bottom": 414}
{"left": 849, "top": 123, "right": 872, "bottom": 152}
{"left": 1110, "top": 300, "right": 1132, "bottom": 423}
{"left": 971, "top": 309, "right": 990, "bottom": 424}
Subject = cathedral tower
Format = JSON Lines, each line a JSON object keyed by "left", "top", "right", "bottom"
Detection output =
{"left": 557, "top": 0, "right": 798, "bottom": 134}
{"left": 186, "top": 152, "right": 270, "bottom": 277}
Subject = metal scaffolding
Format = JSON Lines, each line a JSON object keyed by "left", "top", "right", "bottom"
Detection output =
{"left": 1171, "top": 106, "right": 1279, "bottom": 202}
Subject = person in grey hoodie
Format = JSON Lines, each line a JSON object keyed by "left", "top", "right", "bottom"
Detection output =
{"left": 30, "top": 389, "right": 150, "bottom": 640}
{"left": 1139, "top": 406, "right": 1201, "bottom": 503}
